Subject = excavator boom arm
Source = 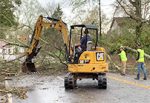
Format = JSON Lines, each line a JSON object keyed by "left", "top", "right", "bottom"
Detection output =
{"left": 22, "top": 15, "right": 70, "bottom": 72}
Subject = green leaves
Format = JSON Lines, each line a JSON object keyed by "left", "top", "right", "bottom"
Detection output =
{"left": 52, "top": 4, "right": 63, "bottom": 19}
{"left": 0, "top": 0, "right": 21, "bottom": 27}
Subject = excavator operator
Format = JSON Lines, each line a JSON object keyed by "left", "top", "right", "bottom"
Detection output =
{"left": 74, "top": 28, "right": 92, "bottom": 63}
{"left": 80, "top": 28, "right": 92, "bottom": 51}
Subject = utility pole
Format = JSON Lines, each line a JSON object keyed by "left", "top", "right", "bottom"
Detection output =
{"left": 99, "top": 0, "right": 102, "bottom": 37}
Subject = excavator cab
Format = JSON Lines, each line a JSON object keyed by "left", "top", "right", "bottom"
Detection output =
{"left": 69, "top": 24, "right": 98, "bottom": 63}
{"left": 64, "top": 24, "right": 108, "bottom": 89}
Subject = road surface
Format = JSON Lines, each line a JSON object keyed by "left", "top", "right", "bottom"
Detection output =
{"left": 6, "top": 73, "right": 150, "bottom": 103}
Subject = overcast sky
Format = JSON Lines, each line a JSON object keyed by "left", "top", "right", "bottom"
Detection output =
{"left": 37, "top": 0, "right": 116, "bottom": 20}
{"left": 36, "top": 0, "right": 116, "bottom": 32}
{"left": 17, "top": 0, "right": 116, "bottom": 32}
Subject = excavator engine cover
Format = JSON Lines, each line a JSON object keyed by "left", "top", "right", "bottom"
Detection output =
{"left": 22, "top": 62, "right": 37, "bottom": 73}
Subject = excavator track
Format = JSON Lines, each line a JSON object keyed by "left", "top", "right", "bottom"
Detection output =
{"left": 64, "top": 73, "right": 76, "bottom": 89}
{"left": 98, "top": 74, "right": 107, "bottom": 89}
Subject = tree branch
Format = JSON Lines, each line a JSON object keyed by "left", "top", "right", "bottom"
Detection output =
{"left": 116, "top": 0, "right": 140, "bottom": 21}
{"left": 1, "top": 39, "right": 29, "bottom": 48}
{"left": 123, "top": 46, "right": 150, "bottom": 59}
{"left": 129, "top": 0, "right": 136, "bottom": 7}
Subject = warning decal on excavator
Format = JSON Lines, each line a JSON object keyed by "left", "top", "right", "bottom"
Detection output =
{"left": 96, "top": 52, "right": 104, "bottom": 61}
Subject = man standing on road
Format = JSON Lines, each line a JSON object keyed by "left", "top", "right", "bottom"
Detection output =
{"left": 135, "top": 45, "right": 147, "bottom": 80}
{"left": 119, "top": 46, "right": 127, "bottom": 76}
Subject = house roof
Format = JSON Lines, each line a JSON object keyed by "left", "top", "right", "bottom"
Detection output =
{"left": 110, "top": 17, "right": 136, "bottom": 30}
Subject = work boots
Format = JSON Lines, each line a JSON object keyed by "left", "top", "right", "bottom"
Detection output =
{"left": 135, "top": 74, "right": 147, "bottom": 80}
{"left": 134, "top": 74, "right": 140, "bottom": 80}
{"left": 143, "top": 75, "right": 147, "bottom": 80}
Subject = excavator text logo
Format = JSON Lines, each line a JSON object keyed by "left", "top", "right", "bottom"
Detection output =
{"left": 96, "top": 52, "right": 104, "bottom": 61}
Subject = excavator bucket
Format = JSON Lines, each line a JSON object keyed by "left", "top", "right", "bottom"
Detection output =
{"left": 22, "top": 62, "right": 37, "bottom": 73}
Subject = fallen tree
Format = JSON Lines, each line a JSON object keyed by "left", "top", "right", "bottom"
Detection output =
{"left": 107, "top": 46, "right": 150, "bottom": 72}
{"left": 107, "top": 54, "right": 121, "bottom": 72}
{"left": 123, "top": 46, "right": 150, "bottom": 59}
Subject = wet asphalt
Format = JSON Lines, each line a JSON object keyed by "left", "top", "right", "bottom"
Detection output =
{"left": 9, "top": 73, "right": 150, "bottom": 103}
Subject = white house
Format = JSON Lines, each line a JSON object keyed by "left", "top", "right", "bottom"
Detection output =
{"left": 0, "top": 34, "right": 28, "bottom": 61}
{"left": 0, "top": 40, "right": 16, "bottom": 60}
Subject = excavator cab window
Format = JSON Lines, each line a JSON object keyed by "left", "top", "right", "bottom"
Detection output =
{"left": 69, "top": 24, "right": 98, "bottom": 63}
{"left": 69, "top": 25, "right": 98, "bottom": 51}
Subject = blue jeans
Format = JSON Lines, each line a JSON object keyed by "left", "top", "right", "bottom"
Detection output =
{"left": 137, "top": 62, "right": 147, "bottom": 78}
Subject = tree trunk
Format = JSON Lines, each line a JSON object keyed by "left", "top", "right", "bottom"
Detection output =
{"left": 129, "top": 0, "right": 142, "bottom": 44}
{"left": 135, "top": 22, "right": 142, "bottom": 45}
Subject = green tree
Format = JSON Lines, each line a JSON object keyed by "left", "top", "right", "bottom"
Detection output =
{"left": 0, "top": 0, "right": 21, "bottom": 27}
{"left": 116, "top": 0, "right": 150, "bottom": 45}
{"left": 52, "top": 4, "right": 63, "bottom": 19}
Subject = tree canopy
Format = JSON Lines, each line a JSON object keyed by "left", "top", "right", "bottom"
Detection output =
{"left": 52, "top": 4, "right": 63, "bottom": 19}
{"left": 0, "top": 0, "right": 21, "bottom": 27}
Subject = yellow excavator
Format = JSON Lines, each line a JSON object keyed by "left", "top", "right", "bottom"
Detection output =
{"left": 65, "top": 25, "right": 108, "bottom": 89}
{"left": 22, "top": 15, "right": 108, "bottom": 89}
